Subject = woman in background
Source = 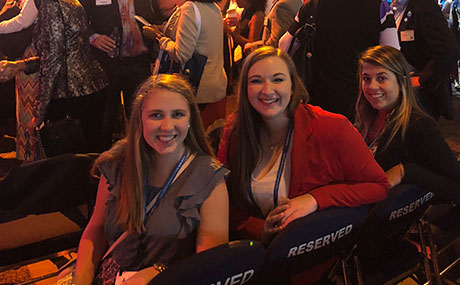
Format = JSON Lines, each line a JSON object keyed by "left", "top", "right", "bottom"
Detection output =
{"left": 224, "top": 0, "right": 265, "bottom": 51}
{"left": 143, "top": 0, "right": 227, "bottom": 108}
{"left": 0, "top": 0, "right": 107, "bottom": 156}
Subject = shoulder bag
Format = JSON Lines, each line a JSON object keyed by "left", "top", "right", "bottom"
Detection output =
{"left": 154, "top": 2, "right": 207, "bottom": 90}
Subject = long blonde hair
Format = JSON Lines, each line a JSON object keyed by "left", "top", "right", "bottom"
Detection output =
{"left": 226, "top": 46, "right": 309, "bottom": 210}
{"left": 94, "top": 74, "right": 212, "bottom": 233}
{"left": 355, "top": 45, "right": 427, "bottom": 151}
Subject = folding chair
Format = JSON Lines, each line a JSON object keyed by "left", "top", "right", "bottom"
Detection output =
{"left": 150, "top": 240, "right": 265, "bottom": 285}
{"left": 418, "top": 201, "right": 460, "bottom": 284}
{"left": 257, "top": 205, "right": 369, "bottom": 284}
{"left": 0, "top": 154, "right": 98, "bottom": 268}
{"left": 349, "top": 184, "right": 435, "bottom": 285}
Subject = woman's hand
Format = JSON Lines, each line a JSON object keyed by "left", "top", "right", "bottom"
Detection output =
{"left": 26, "top": 116, "right": 40, "bottom": 135}
{"left": 243, "top": 41, "right": 263, "bottom": 54}
{"left": 143, "top": 25, "right": 164, "bottom": 41}
{"left": 281, "top": 194, "right": 318, "bottom": 227}
{"left": 386, "top": 163, "right": 404, "bottom": 189}
{"left": 261, "top": 194, "right": 319, "bottom": 243}
{"left": 261, "top": 203, "right": 290, "bottom": 243}
{"left": 0, "top": 60, "right": 21, "bottom": 82}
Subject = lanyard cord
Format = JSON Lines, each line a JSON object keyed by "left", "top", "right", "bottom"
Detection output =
{"left": 144, "top": 148, "right": 188, "bottom": 219}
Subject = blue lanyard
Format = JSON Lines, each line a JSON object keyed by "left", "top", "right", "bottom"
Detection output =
{"left": 144, "top": 148, "right": 188, "bottom": 219}
{"left": 248, "top": 121, "right": 294, "bottom": 212}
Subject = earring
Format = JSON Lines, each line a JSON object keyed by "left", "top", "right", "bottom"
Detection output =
{"left": 188, "top": 123, "right": 190, "bottom": 128}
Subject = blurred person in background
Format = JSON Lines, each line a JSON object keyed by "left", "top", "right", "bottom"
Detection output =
{"left": 391, "top": 0, "right": 460, "bottom": 119}
{"left": 0, "top": 0, "right": 108, "bottom": 156}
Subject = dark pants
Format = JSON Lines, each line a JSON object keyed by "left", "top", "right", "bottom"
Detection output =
{"left": 99, "top": 53, "right": 151, "bottom": 148}
{"left": 415, "top": 77, "right": 453, "bottom": 120}
{"left": 46, "top": 90, "right": 106, "bottom": 153}
{"left": 0, "top": 80, "right": 16, "bottom": 135}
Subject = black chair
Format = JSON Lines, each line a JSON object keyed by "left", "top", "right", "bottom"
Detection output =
{"left": 417, "top": 201, "right": 460, "bottom": 284}
{"left": 150, "top": 240, "right": 265, "bottom": 285}
{"left": 0, "top": 153, "right": 98, "bottom": 268}
{"left": 350, "top": 184, "right": 435, "bottom": 285}
{"left": 257, "top": 205, "right": 369, "bottom": 284}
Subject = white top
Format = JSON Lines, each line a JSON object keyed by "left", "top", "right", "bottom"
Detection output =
{"left": 0, "top": 0, "right": 37, "bottom": 34}
{"left": 251, "top": 141, "right": 292, "bottom": 217}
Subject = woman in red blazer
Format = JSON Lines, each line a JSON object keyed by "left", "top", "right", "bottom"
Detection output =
{"left": 218, "top": 46, "right": 389, "bottom": 243}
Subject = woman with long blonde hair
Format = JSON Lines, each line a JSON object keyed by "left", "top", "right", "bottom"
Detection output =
{"left": 355, "top": 45, "right": 460, "bottom": 198}
{"left": 73, "top": 74, "right": 228, "bottom": 284}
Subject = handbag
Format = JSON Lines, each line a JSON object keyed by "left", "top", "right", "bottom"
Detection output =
{"left": 53, "top": 231, "right": 130, "bottom": 285}
{"left": 154, "top": 1, "right": 207, "bottom": 90}
{"left": 36, "top": 114, "right": 86, "bottom": 157}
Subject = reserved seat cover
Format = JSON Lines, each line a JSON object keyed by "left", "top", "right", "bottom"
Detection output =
{"left": 366, "top": 184, "right": 434, "bottom": 239}
{"left": 262, "top": 205, "right": 369, "bottom": 283}
{"left": 149, "top": 240, "right": 265, "bottom": 285}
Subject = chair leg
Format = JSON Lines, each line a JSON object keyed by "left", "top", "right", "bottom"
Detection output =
{"left": 417, "top": 221, "right": 433, "bottom": 284}
{"left": 353, "top": 255, "right": 364, "bottom": 285}
{"left": 425, "top": 223, "right": 442, "bottom": 284}
{"left": 341, "top": 259, "right": 349, "bottom": 285}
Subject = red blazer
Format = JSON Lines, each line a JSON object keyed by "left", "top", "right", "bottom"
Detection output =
{"left": 218, "top": 104, "right": 389, "bottom": 239}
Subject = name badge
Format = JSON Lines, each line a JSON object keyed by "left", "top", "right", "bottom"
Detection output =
{"left": 400, "top": 30, "right": 415, "bottom": 42}
{"left": 96, "top": 0, "right": 111, "bottom": 6}
{"left": 115, "top": 271, "right": 138, "bottom": 285}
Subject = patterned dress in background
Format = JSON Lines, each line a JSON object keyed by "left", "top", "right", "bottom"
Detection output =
{"left": 15, "top": 45, "right": 41, "bottom": 161}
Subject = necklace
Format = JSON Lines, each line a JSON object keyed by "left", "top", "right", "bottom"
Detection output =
{"left": 267, "top": 134, "right": 285, "bottom": 150}
{"left": 269, "top": 140, "right": 284, "bottom": 150}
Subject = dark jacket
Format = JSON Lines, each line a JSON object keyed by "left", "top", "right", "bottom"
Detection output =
{"left": 375, "top": 113, "right": 460, "bottom": 201}
{"left": 398, "top": 0, "right": 460, "bottom": 119}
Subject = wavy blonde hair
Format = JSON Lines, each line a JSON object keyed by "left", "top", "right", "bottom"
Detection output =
{"left": 94, "top": 74, "right": 212, "bottom": 233}
{"left": 355, "top": 45, "right": 427, "bottom": 151}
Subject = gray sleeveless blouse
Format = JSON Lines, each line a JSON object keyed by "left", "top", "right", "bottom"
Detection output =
{"left": 98, "top": 154, "right": 228, "bottom": 270}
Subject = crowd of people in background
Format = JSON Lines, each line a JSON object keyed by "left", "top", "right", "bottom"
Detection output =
{"left": 1, "top": 0, "right": 460, "bottom": 283}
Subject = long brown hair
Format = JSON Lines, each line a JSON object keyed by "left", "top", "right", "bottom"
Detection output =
{"left": 94, "top": 74, "right": 212, "bottom": 233}
{"left": 226, "top": 46, "right": 309, "bottom": 210}
{"left": 355, "top": 45, "right": 427, "bottom": 151}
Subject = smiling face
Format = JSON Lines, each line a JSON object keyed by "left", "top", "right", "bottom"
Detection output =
{"left": 247, "top": 56, "right": 292, "bottom": 121}
{"left": 361, "top": 62, "right": 401, "bottom": 112}
{"left": 141, "top": 89, "right": 190, "bottom": 157}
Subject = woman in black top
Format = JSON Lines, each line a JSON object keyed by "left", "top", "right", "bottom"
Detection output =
{"left": 355, "top": 45, "right": 460, "bottom": 201}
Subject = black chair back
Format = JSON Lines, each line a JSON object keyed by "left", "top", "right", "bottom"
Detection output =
{"left": 0, "top": 153, "right": 98, "bottom": 222}
{"left": 360, "top": 184, "right": 434, "bottom": 244}
{"left": 260, "top": 205, "right": 369, "bottom": 284}
{"left": 355, "top": 184, "right": 435, "bottom": 284}
{"left": 0, "top": 154, "right": 98, "bottom": 267}
{"left": 150, "top": 240, "right": 265, "bottom": 285}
